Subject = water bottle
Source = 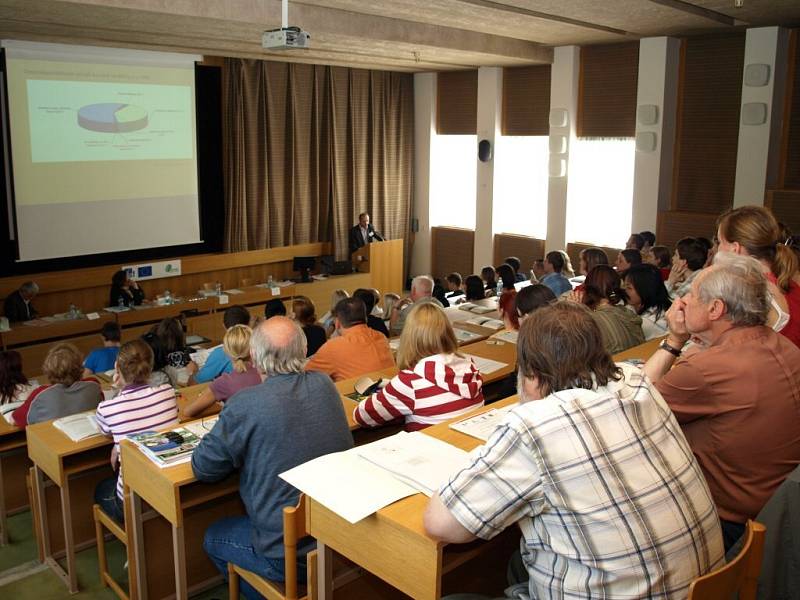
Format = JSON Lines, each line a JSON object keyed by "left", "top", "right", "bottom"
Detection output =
{"left": 215, "top": 281, "right": 222, "bottom": 296}
{"left": 164, "top": 289, "right": 172, "bottom": 305}
{"left": 69, "top": 304, "right": 78, "bottom": 319}
{"left": 496, "top": 281, "right": 502, "bottom": 297}
{"left": 267, "top": 274, "right": 274, "bottom": 287}
{"left": 118, "top": 295, "right": 125, "bottom": 310}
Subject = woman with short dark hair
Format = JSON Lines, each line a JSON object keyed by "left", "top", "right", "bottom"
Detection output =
{"left": 622, "top": 264, "right": 672, "bottom": 340}
{"left": 109, "top": 270, "right": 145, "bottom": 308}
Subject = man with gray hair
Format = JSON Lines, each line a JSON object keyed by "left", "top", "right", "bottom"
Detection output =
{"left": 191, "top": 316, "right": 353, "bottom": 598}
{"left": 3, "top": 281, "right": 39, "bottom": 322}
{"left": 644, "top": 252, "right": 800, "bottom": 551}
{"left": 389, "top": 274, "right": 443, "bottom": 335}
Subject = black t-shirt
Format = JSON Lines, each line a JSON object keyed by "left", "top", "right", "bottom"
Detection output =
{"left": 303, "top": 324, "right": 327, "bottom": 357}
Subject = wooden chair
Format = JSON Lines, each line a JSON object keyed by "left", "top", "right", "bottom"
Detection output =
{"left": 687, "top": 520, "right": 766, "bottom": 600}
{"left": 93, "top": 497, "right": 135, "bottom": 600}
{"left": 228, "top": 494, "right": 317, "bottom": 600}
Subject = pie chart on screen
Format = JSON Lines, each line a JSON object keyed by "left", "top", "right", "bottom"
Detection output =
{"left": 77, "top": 103, "right": 148, "bottom": 133}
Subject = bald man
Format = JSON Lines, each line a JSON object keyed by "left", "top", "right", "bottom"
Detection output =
{"left": 192, "top": 316, "right": 353, "bottom": 598}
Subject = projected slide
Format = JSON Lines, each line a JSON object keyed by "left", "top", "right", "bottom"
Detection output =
{"left": 26, "top": 79, "right": 193, "bottom": 163}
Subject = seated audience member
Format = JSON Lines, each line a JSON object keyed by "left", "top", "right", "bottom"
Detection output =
{"left": 615, "top": 248, "right": 642, "bottom": 273}
{"left": 425, "top": 302, "right": 724, "bottom": 599}
{"left": 639, "top": 230, "right": 656, "bottom": 253}
{"left": 530, "top": 259, "right": 545, "bottom": 283}
{"left": 140, "top": 328, "right": 172, "bottom": 387}
{"left": 623, "top": 264, "right": 672, "bottom": 340}
{"left": 306, "top": 297, "right": 394, "bottom": 382}
{"left": 515, "top": 284, "right": 556, "bottom": 323}
{"left": 353, "top": 288, "right": 389, "bottom": 337}
{"left": 463, "top": 276, "right": 486, "bottom": 302}
{"left": 717, "top": 205, "right": 800, "bottom": 347}
{"left": 83, "top": 321, "right": 122, "bottom": 377}
{"left": 382, "top": 293, "right": 400, "bottom": 329}
{"left": 94, "top": 339, "right": 178, "bottom": 522}
{"left": 189, "top": 305, "right": 251, "bottom": 384}
{"left": 156, "top": 317, "right": 195, "bottom": 386}
{"left": 264, "top": 298, "right": 287, "bottom": 319}
{"left": 647, "top": 244, "right": 672, "bottom": 280}
{"left": 503, "top": 256, "right": 526, "bottom": 283}
{"left": 573, "top": 265, "right": 644, "bottom": 354}
{"left": 495, "top": 263, "right": 516, "bottom": 294}
{"left": 540, "top": 251, "right": 573, "bottom": 296}
{"left": 320, "top": 289, "right": 348, "bottom": 338}
{"left": 444, "top": 273, "right": 464, "bottom": 300}
{"left": 666, "top": 237, "right": 708, "bottom": 299}
{"left": 480, "top": 266, "right": 497, "bottom": 296}
{"left": 389, "top": 275, "right": 443, "bottom": 336}
{"left": 3, "top": 281, "right": 39, "bottom": 322}
{"left": 183, "top": 325, "right": 261, "bottom": 419}
{"left": 355, "top": 303, "right": 483, "bottom": 431}
{"left": 497, "top": 287, "right": 519, "bottom": 331}
{"left": 432, "top": 279, "right": 450, "bottom": 308}
{"left": 109, "top": 269, "right": 144, "bottom": 308}
{"left": 625, "top": 232, "right": 645, "bottom": 250}
{"left": 644, "top": 253, "right": 800, "bottom": 551}
{"left": 13, "top": 343, "right": 102, "bottom": 427}
{"left": 192, "top": 317, "right": 353, "bottom": 597}
{"left": 291, "top": 296, "right": 327, "bottom": 356}
{"left": 578, "top": 247, "right": 609, "bottom": 277}
{"left": 0, "top": 351, "right": 36, "bottom": 420}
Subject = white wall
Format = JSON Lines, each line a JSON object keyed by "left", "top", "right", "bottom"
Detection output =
{"left": 411, "top": 72, "right": 435, "bottom": 277}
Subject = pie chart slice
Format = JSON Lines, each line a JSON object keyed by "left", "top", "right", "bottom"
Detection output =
{"left": 77, "top": 103, "right": 149, "bottom": 133}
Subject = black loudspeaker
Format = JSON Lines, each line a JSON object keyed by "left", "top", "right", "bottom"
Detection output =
{"left": 478, "top": 139, "right": 493, "bottom": 162}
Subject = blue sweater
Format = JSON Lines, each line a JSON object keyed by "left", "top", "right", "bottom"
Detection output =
{"left": 194, "top": 346, "right": 233, "bottom": 383}
{"left": 191, "top": 371, "right": 353, "bottom": 558}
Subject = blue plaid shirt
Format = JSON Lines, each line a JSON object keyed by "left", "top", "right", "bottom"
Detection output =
{"left": 440, "top": 364, "right": 724, "bottom": 599}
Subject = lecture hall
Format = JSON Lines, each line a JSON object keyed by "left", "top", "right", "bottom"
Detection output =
{"left": 1, "top": 1, "right": 800, "bottom": 599}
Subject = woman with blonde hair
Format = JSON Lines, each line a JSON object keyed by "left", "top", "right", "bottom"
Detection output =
{"left": 183, "top": 325, "right": 261, "bottom": 418}
{"left": 353, "top": 303, "right": 484, "bottom": 430}
{"left": 320, "top": 289, "right": 349, "bottom": 338}
{"left": 717, "top": 205, "right": 800, "bottom": 347}
{"left": 382, "top": 292, "right": 400, "bottom": 329}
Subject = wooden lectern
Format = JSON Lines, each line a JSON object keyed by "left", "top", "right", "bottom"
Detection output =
{"left": 351, "top": 239, "right": 403, "bottom": 297}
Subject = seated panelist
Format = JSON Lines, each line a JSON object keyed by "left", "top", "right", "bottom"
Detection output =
{"left": 109, "top": 269, "right": 145, "bottom": 308}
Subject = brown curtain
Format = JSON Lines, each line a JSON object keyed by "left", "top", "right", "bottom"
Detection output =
{"left": 502, "top": 65, "right": 551, "bottom": 136}
{"left": 578, "top": 42, "right": 639, "bottom": 138}
{"left": 437, "top": 70, "right": 478, "bottom": 135}
{"left": 222, "top": 59, "right": 414, "bottom": 262}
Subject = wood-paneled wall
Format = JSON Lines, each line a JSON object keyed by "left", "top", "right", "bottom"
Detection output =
{"left": 431, "top": 227, "right": 475, "bottom": 282}
{"left": 493, "top": 234, "right": 545, "bottom": 273}
{"left": 0, "top": 243, "right": 331, "bottom": 318}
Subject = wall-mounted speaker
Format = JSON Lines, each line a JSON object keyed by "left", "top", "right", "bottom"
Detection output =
{"left": 549, "top": 135, "right": 567, "bottom": 154}
{"left": 549, "top": 108, "right": 568, "bottom": 128}
{"left": 744, "top": 63, "right": 770, "bottom": 87}
{"left": 548, "top": 156, "right": 566, "bottom": 177}
{"left": 637, "top": 104, "right": 659, "bottom": 126}
{"left": 478, "top": 139, "right": 493, "bottom": 162}
{"left": 635, "top": 131, "right": 657, "bottom": 152}
{"left": 742, "top": 102, "right": 767, "bottom": 125}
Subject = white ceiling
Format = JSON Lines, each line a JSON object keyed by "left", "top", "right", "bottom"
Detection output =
{"left": 0, "top": 0, "right": 798, "bottom": 71}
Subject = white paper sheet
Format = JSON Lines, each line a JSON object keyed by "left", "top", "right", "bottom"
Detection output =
{"left": 461, "top": 354, "right": 508, "bottom": 375}
{"left": 449, "top": 404, "right": 518, "bottom": 441}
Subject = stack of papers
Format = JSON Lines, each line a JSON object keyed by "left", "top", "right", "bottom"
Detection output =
{"left": 53, "top": 412, "right": 102, "bottom": 442}
{"left": 458, "top": 303, "right": 496, "bottom": 315}
{"left": 454, "top": 329, "right": 482, "bottom": 343}
{"left": 462, "top": 354, "right": 507, "bottom": 375}
{"left": 491, "top": 330, "right": 518, "bottom": 344}
{"left": 280, "top": 432, "right": 469, "bottom": 523}
{"left": 466, "top": 316, "right": 504, "bottom": 330}
{"left": 449, "top": 404, "right": 517, "bottom": 441}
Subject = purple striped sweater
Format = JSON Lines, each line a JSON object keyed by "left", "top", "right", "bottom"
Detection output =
{"left": 96, "top": 383, "right": 179, "bottom": 499}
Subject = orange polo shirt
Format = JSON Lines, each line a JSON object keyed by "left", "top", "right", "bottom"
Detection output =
{"left": 305, "top": 324, "right": 395, "bottom": 382}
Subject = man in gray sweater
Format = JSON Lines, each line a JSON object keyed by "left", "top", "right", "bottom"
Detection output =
{"left": 192, "top": 316, "right": 353, "bottom": 599}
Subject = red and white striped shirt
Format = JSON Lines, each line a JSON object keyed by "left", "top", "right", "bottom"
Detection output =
{"left": 96, "top": 383, "right": 178, "bottom": 499}
{"left": 354, "top": 353, "right": 484, "bottom": 431}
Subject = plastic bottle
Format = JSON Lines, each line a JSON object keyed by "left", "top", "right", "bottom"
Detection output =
{"left": 69, "top": 304, "right": 78, "bottom": 319}
{"left": 118, "top": 295, "right": 125, "bottom": 310}
{"left": 215, "top": 281, "right": 222, "bottom": 296}
{"left": 164, "top": 290, "right": 172, "bottom": 305}
{"left": 496, "top": 281, "right": 503, "bottom": 298}
{"left": 267, "top": 274, "right": 274, "bottom": 287}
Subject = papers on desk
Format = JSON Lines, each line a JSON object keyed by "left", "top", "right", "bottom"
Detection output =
{"left": 128, "top": 422, "right": 213, "bottom": 468}
{"left": 457, "top": 303, "right": 495, "bottom": 315}
{"left": 103, "top": 305, "right": 131, "bottom": 313}
{"left": 224, "top": 289, "right": 244, "bottom": 294}
{"left": 1, "top": 401, "right": 24, "bottom": 424}
{"left": 466, "top": 316, "right": 504, "bottom": 330}
{"left": 280, "top": 432, "right": 469, "bottom": 523}
{"left": 53, "top": 412, "right": 102, "bottom": 442}
{"left": 449, "top": 404, "right": 517, "bottom": 441}
{"left": 462, "top": 354, "right": 507, "bottom": 375}
{"left": 491, "top": 330, "right": 518, "bottom": 344}
{"left": 454, "top": 329, "right": 482, "bottom": 343}
{"left": 185, "top": 335, "right": 210, "bottom": 346}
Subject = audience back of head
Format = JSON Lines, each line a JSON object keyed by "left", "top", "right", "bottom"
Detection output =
{"left": 396, "top": 302, "right": 458, "bottom": 370}
{"left": 0, "top": 350, "right": 28, "bottom": 405}
{"left": 515, "top": 284, "right": 556, "bottom": 320}
{"left": 579, "top": 248, "right": 609, "bottom": 276}
{"left": 43, "top": 343, "right": 84, "bottom": 386}
{"left": 264, "top": 299, "right": 287, "bottom": 319}
{"left": 623, "top": 264, "right": 671, "bottom": 317}
{"left": 292, "top": 296, "right": 318, "bottom": 325}
{"left": 334, "top": 297, "right": 368, "bottom": 328}
{"left": 583, "top": 265, "right": 625, "bottom": 309}
{"left": 116, "top": 339, "right": 154, "bottom": 385}
{"left": 496, "top": 263, "right": 516, "bottom": 290}
{"left": 223, "top": 305, "right": 251, "bottom": 329}
{"left": 464, "top": 275, "right": 486, "bottom": 301}
{"left": 676, "top": 237, "right": 709, "bottom": 271}
{"left": 250, "top": 316, "right": 307, "bottom": 376}
{"left": 223, "top": 325, "right": 253, "bottom": 373}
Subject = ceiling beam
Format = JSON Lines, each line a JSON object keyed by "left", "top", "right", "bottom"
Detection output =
{"left": 646, "top": 0, "right": 741, "bottom": 27}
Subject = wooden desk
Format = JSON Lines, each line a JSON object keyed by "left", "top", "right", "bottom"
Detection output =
{"left": 334, "top": 367, "right": 398, "bottom": 431}
{"left": 0, "top": 316, "right": 103, "bottom": 347}
{"left": 310, "top": 395, "right": 520, "bottom": 600}
{"left": 612, "top": 336, "right": 664, "bottom": 362}
{"left": 0, "top": 417, "right": 28, "bottom": 546}
{"left": 26, "top": 420, "right": 114, "bottom": 592}
{"left": 459, "top": 338, "right": 518, "bottom": 383}
{"left": 114, "top": 297, "right": 214, "bottom": 328}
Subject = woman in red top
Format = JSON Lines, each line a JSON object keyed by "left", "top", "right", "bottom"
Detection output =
{"left": 717, "top": 205, "right": 800, "bottom": 348}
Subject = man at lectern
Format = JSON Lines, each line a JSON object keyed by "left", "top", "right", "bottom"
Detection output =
{"left": 348, "top": 212, "right": 384, "bottom": 255}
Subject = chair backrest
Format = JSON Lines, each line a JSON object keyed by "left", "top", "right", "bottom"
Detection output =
{"left": 282, "top": 494, "right": 309, "bottom": 600}
{"left": 688, "top": 520, "right": 766, "bottom": 600}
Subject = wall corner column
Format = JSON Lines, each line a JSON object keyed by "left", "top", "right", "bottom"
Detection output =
{"left": 411, "top": 72, "right": 435, "bottom": 277}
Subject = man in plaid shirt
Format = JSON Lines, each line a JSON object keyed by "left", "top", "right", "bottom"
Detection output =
{"left": 425, "top": 302, "right": 724, "bottom": 599}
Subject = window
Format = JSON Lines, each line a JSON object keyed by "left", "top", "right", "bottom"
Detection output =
{"left": 566, "top": 138, "right": 635, "bottom": 248}
{"left": 493, "top": 135, "right": 549, "bottom": 238}
{"left": 429, "top": 134, "right": 476, "bottom": 229}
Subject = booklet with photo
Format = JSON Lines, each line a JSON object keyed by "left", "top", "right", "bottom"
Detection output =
{"left": 127, "top": 423, "right": 213, "bottom": 468}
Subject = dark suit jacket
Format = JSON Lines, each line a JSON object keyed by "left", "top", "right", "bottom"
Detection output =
{"left": 348, "top": 224, "right": 382, "bottom": 255}
{"left": 3, "top": 290, "right": 37, "bottom": 322}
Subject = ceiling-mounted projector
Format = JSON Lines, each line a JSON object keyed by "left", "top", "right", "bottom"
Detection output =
{"left": 262, "top": 26, "right": 310, "bottom": 50}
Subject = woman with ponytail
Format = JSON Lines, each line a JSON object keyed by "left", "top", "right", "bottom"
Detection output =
{"left": 717, "top": 205, "right": 800, "bottom": 347}
{"left": 182, "top": 325, "right": 261, "bottom": 418}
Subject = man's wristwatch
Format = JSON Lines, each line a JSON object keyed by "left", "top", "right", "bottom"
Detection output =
{"left": 659, "top": 339, "right": 683, "bottom": 358}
